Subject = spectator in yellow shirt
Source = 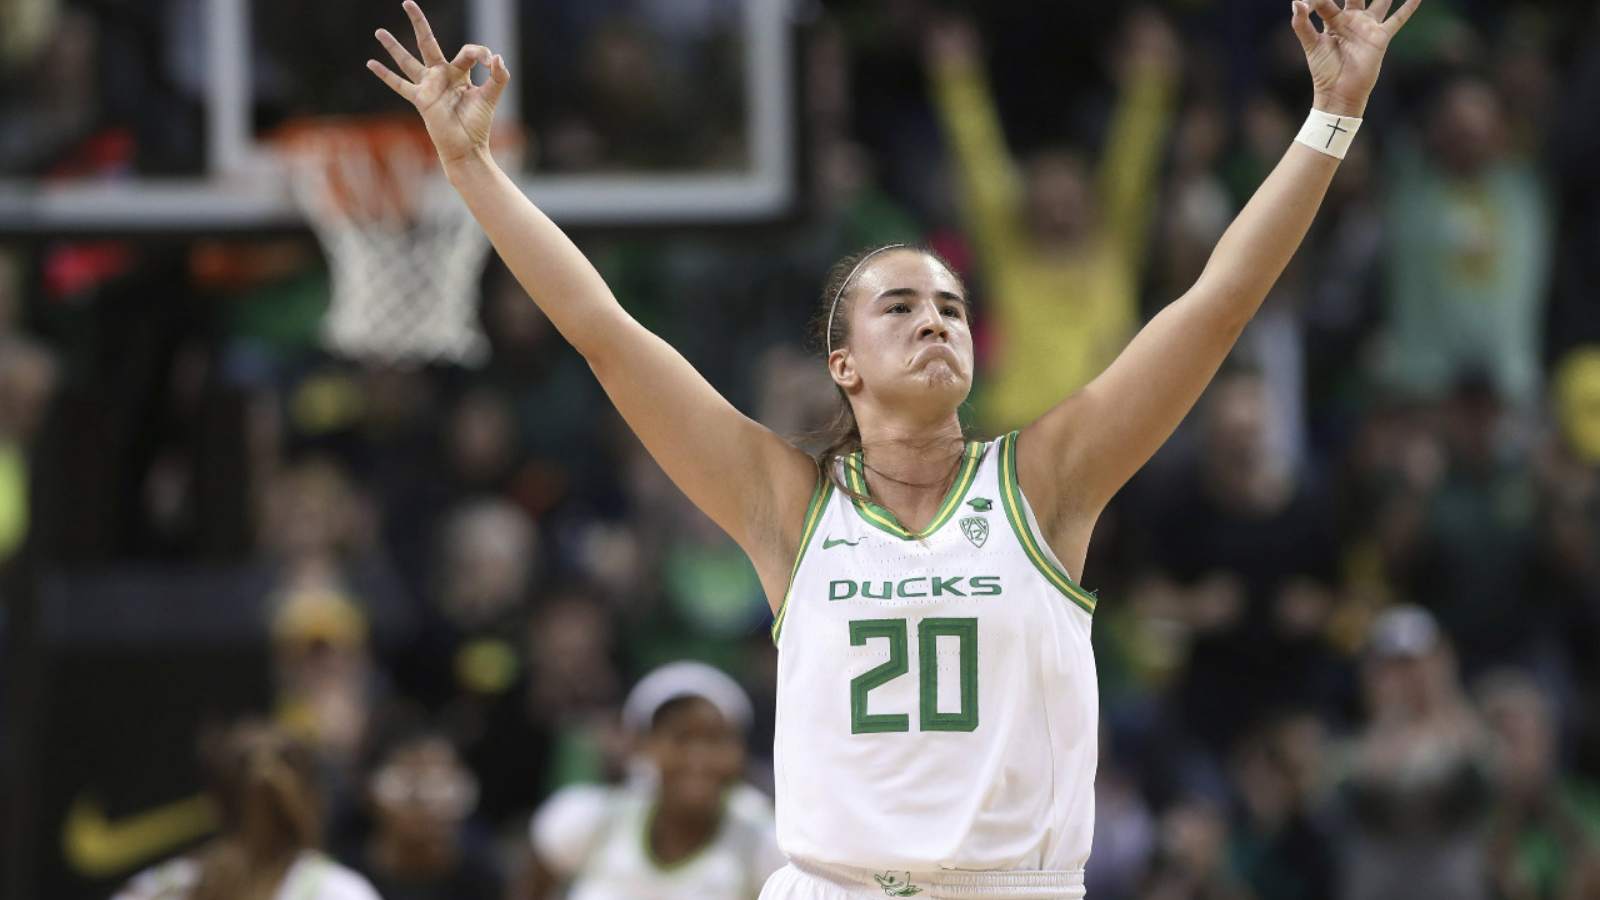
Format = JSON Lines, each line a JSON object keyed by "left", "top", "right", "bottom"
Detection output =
{"left": 926, "top": 13, "right": 1179, "bottom": 430}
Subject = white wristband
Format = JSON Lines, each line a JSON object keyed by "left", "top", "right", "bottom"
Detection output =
{"left": 1294, "top": 108, "right": 1362, "bottom": 159}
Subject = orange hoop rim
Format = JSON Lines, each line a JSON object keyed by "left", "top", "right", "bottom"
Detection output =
{"left": 265, "top": 115, "right": 525, "bottom": 222}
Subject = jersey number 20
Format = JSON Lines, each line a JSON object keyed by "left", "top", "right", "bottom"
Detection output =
{"left": 848, "top": 617, "right": 977, "bottom": 734}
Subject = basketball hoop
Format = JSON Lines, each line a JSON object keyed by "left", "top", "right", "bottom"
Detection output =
{"left": 270, "top": 117, "right": 523, "bottom": 367}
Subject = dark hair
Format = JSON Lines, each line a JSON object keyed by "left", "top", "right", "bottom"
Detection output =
{"left": 192, "top": 721, "right": 322, "bottom": 900}
{"left": 650, "top": 694, "right": 720, "bottom": 733}
{"left": 803, "top": 242, "right": 968, "bottom": 497}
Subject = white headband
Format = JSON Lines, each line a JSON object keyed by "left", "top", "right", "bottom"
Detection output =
{"left": 621, "top": 661, "right": 753, "bottom": 735}
{"left": 825, "top": 244, "right": 909, "bottom": 355}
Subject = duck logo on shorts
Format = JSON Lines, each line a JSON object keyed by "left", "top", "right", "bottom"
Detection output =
{"left": 960, "top": 515, "right": 989, "bottom": 548}
{"left": 873, "top": 871, "right": 922, "bottom": 896}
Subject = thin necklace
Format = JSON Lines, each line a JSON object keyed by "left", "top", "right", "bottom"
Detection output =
{"left": 857, "top": 441, "right": 965, "bottom": 493}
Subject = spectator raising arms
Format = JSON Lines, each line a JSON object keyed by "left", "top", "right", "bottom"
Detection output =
{"left": 925, "top": 11, "right": 1179, "bottom": 430}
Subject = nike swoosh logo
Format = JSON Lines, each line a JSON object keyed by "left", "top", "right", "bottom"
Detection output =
{"left": 63, "top": 791, "right": 219, "bottom": 877}
{"left": 823, "top": 537, "right": 862, "bottom": 549}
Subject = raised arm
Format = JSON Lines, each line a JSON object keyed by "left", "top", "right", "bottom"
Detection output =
{"left": 368, "top": 3, "right": 816, "bottom": 605}
{"left": 1018, "top": 0, "right": 1423, "bottom": 544}
{"left": 925, "top": 19, "right": 1027, "bottom": 270}
{"left": 1096, "top": 12, "right": 1180, "bottom": 269}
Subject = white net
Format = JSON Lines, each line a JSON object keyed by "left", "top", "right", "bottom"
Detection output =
{"left": 280, "top": 123, "right": 494, "bottom": 367}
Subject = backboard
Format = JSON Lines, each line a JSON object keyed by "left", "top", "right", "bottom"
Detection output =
{"left": 0, "top": 0, "right": 797, "bottom": 232}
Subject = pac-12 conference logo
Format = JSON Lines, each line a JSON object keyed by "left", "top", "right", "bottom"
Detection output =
{"left": 961, "top": 496, "right": 992, "bottom": 547}
{"left": 960, "top": 516, "right": 988, "bottom": 547}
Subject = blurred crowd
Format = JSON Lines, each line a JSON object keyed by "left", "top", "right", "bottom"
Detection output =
{"left": 0, "top": 0, "right": 751, "bottom": 178}
{"left": 5, "top": 0, "right": 1600, "bottom": 898}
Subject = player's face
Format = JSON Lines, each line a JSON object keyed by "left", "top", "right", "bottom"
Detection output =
{"left": 836, "top": 250, "right": 973, "bottom": 414}
{"left": 647, "top": 698, "right": 744, "bottom": 814}
{"left": 1024, "top": 150, "right": 1091, "bottom": 242}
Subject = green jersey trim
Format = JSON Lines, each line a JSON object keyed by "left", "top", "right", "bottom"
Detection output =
{"left": 843, "top": 441, "right": 985, "bottom": 540}
{"left": 997, "top": 431, "right": 1097, "bottom": 615}
{"left": 771, "top": 472, "right": 833, "bottom": 645}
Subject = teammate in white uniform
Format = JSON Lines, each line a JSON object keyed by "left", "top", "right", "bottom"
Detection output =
{"left": 114, "top": 721, "right": 380, "bottom": 900}
{"left": 114, "top": 852, "right": 379, "bottom": 900}
{"left": 526, "top": 662, "right": 785, "bottom": 899}
{"left": 366, "top": 1, "right": 1420, "bottom": 895}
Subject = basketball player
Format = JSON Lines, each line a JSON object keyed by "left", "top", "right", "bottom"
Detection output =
{"left": 522, "top": 661, "right": 784, "bottom": 899}
{"left": 367, "top": 0, "right": 1420, "bottom": 896}
{"left": 114, "top": 721, "right": 379, "bottom": 900}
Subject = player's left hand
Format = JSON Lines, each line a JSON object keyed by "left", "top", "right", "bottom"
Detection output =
{"left": 367, "top": 0, "right": 508, "bottom": 166}
{"left": 1291, "top": 0, "right": 1423, "bottom": 117}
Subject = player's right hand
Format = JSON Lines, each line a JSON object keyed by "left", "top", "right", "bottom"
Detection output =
{"left": 367, "top": 0, "right": 508, "bottom": 166}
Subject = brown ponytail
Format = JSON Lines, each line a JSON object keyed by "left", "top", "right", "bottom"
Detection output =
{"left": 802, "top": 242, "right": 969, "bottom": 498}
{"left": 192, "top": 722, "right": 322, "bottom": 900}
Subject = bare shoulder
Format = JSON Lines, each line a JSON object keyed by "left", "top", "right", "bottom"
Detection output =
{"left": 743, "top": 442, "right": 825, "bottom": 613}
{"left": 1015, "top": 396, "right": 1098, "bottom": 520}
{"left": 1013, "top": 410, "right": 1098, "bottom": 576}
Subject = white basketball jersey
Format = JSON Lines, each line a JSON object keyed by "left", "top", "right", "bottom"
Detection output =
{"left": 114, "top": 852, "right": 381, "bottom": 900}
{"left": 531, "top": 780, "right": 786, "bottom": 900}
{"left": 770, "top": 432, "right": 1099, "bottom": 874}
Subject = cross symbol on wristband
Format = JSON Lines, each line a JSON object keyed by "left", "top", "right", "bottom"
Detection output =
{"left": 1323, "top": 118, "right": 1349, "bottom": 149}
